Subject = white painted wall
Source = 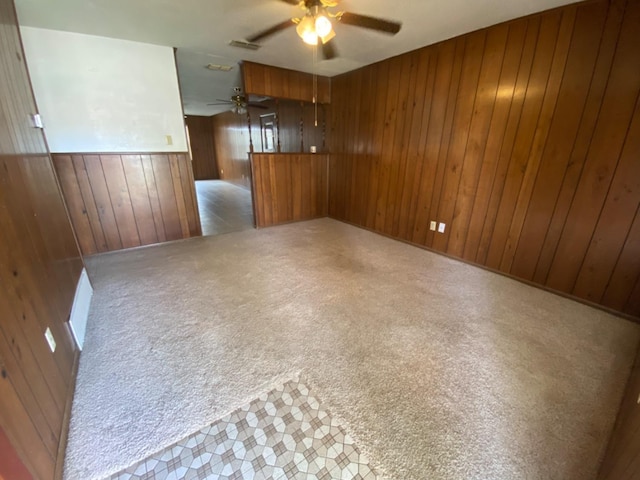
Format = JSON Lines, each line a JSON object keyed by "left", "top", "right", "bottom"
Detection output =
{"left": 20, "top": 27, "right": 187, "bottom": 153}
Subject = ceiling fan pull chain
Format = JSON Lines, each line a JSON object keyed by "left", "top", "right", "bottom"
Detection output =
{"left": 246, "top": 107, "right": 254, "bottom": 153}
{"left": 313, "top": 41, "right": 318, "bottom": 127}
{"left": 276, "top": 99, "right": 282, "bottom": 153}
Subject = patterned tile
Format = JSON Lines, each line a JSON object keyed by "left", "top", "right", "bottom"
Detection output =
{"left": 108, "top": 378, "right": 377, "bottom": 480}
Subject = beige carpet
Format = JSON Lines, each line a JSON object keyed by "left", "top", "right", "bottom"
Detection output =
{"left": 65, "top": 218, "right": 639, "bottom": 480}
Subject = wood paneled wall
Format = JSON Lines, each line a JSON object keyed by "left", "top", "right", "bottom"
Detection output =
{"left": 251, "top": 153, "right": 328, "bottom": 228}
{"left": 329, "top": 0, "right": 640, "bottom": 318}
{"left": 211, "top": 112, "right": 253, "bottom": 190}
{"left": 243, "top": 61, "right": 331, "bottom": 104}
{"left": 599, "top": 346, "right": 640, "bottom": 479}
{"left": 0, "top": 1, "right": 83, "bottom": 478}
{"left": 53, "top": 153, "right": 201, "bottom": 256}
{"left": 185, "top": 115, "right": 218, "bottom": 180}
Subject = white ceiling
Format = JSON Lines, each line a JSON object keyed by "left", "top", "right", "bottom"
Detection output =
{"left": 15, "top": 0, "right": 576, "bottom": 116}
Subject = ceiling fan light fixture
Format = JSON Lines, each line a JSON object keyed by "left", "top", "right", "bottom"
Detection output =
{"left": 320, "top": 28, "right": 335, "bottom": 44}
{"left": 296, "top": 15, "right": 318, "bottom": 45}
{"left": 314, "top": 14, "right": 333, "bottom": 38}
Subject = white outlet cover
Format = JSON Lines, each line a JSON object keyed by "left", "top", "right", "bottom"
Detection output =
{"left": 44, "top": 327, "right": 56, "bottom": 353}
{"left": 429, "top": 221, "right": 437, "bottom": 231}
{"left": 438, "top": 222, "right": 446, "bottom": 233}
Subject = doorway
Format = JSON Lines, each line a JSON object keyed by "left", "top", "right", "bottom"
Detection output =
{"left": 195, "top": 180, "right": 253, "bottom": 236}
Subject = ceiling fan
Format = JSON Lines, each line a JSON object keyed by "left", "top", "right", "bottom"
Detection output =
{"left": 246, "top": 0, "right": 402, "bottom": 60}
{"left": 208, "top": 87, "right": 269, "bottom": 114}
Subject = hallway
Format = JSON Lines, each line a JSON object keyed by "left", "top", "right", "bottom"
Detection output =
{"left": 195, "top": 180, "right": 254, "bottom": 236}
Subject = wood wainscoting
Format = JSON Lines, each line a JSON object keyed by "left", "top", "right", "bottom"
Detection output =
{"left": 251, "top": 153, "right": 328, "bottom": 228}
{"left": 329, "top": 0, "right": 640, "bottom": 318}
{"left": 53, "top": 153, "right": 201, "bottom": 256}
{"left": 0, "top": 0, "right": 83, "bottom": 478}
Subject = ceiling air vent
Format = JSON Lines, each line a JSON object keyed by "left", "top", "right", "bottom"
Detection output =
{"left": 206, "top": 64, "right": 234, "bottom": 72}
{"left": 228, "top": 40, "right": 261, "bottom": 50}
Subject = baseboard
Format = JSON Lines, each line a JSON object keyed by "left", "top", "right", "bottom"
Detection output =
{"left": 68, "top": 268, "right": 93, "bottom": 350}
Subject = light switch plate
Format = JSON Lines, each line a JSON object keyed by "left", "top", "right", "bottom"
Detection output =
{"left": 438, "top": 222, "right": 446, "bottom": 233}
{"left": 429, "top": 221, "right": 437, "bottom": 231}
{"left": 44, "top": 327, "right": 56, "bottom": 353}
{"left": 30, "top": 113, "right": 43, "bottom": 128}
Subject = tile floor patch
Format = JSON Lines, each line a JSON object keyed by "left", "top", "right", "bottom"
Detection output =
{"left": 109, "top": 378, "right": 377, "bottom": 480}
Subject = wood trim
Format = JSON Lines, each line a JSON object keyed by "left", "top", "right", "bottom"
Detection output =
{"left": 53, "top": 152, "right": 202, "bottom": 256}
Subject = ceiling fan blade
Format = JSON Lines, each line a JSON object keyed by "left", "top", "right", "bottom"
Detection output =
{"left": 215, "top": 99, "right": 233, "bottom": 103}
{"left": 338, "top": 12, "right": 402, "bottom": 34}
{"left": 322, "top": 40, "right": 337, "bottom": 60}
{"left": 278, "top": 0, "right": 300, "bottom": 4}
{"left": 207, "top": 102, "right": 233, "bottom": 106}
{"left": 247, "top": 103, "right": 270, "bottom": 110}
{"left": 246, "top": 19, "right": 295, "bottom": 43}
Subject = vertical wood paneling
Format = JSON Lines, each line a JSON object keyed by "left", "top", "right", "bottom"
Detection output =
{"left": 102, "top": 155, "right": 141, "bottom": 249}
{"left": 329, "top": 0, "right": 640, "bottom": 318}
{"left": 445, "top": 24, "right": 506, "bottom": 257}
{"left": 121, "top": 155, "right": 159, "bottom": 246}
{"left": 544, "top": 0, "right": 640, "bottom": 294}
{"left": 423, "top": 37, "right": 466, "bottom": 248}
{"left": 211, "top": 112, "right": 252, "bottom": 190}
{"left": 0, "top": 1, "right": 82, "bottom": 478}
{"left": 243, "top": 61, "right": 331, "bottom": 104}
{"left": 71, "top": 154, "right": 109, "bottom": 251}
{"left": 474, "top": 16, "right": 540, "bottom": 265}
{"left": 185, "top": 115, "right": 218, "bottom": 180}
{"left": 152, "top": 154, "right": 184, "bottom": 241}
{"left": 462, "top": 19, "right": 529, "bottom": 261}
{"left": 510, "top": 0, "right": 610, "bottom": 279}
{"left": 83, "top": 155, "right": 123, "bottom": 251}
{"left": 53, "top": 152, "right": 201, "bottom": 256}
{"left": 251, "top": 153, "right": 328, "bottom": 228}
{"left": 141, "top": 154, "right": 168, "bottom": 243}
{"left": 532, "top": 0, "right": 629, "bottom": 286}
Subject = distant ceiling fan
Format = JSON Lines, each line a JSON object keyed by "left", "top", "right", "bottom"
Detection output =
{"left": 208, "top": 87, "right": 269, "bottom": 114}
{"left": 245, "top": 0, "right": 402, "bottom": 60}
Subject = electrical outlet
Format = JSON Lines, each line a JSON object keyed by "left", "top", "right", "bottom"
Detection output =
{"left": 44, "top": 327, "right": 56, "bottom": 353}
{"left": 165, "top": 134, "right": 173, "bottom": 145}
{"left": 438, "top": 222, "right": 446, "bottom": 233}
{"left": 429, "top": 221, "right": 437, "bottom": 231}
